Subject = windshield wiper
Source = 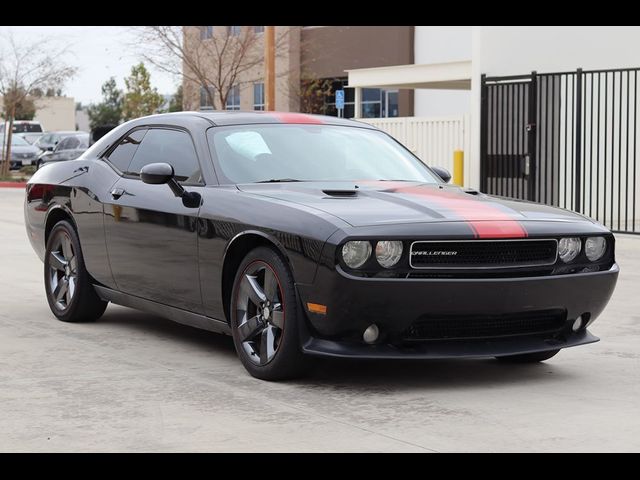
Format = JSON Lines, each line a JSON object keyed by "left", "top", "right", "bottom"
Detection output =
{"left": 256, "top": 178, "right": 303, "bottom": 183}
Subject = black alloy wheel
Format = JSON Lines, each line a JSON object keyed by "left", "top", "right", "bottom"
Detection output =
{"left": 44, "top": 220, "right": 107, "bottom": 322}
{"left": 230, "top": 247, "right": 309, "bottom": 380}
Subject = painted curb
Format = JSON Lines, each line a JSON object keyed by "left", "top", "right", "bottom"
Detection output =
{"left": 0, "top": 182, "right": 27, "bottom": 189}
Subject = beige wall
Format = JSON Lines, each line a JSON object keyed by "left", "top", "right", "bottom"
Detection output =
{"left": 1, "top": 95, "right": 76, "bottom": 131}
{"left": 34, "top": 97, "right": 76, "bottom": 131}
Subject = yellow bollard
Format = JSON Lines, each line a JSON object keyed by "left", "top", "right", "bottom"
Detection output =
{"left": 453, "top": 150, "right": 464, "bottom": 187}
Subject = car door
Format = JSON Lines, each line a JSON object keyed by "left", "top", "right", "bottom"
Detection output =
{"left": 103, "top": 127, "right": 204, "bottom": 313}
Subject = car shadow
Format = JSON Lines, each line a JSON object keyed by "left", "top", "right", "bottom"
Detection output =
{"left": 97, "top": 306, "right": 236, "bottom": 356}
{"left": 97, "top": 306, "right": 576, "bottom": 390}
{"left": 298, "top": 356, "right": 573, "bottom": 391}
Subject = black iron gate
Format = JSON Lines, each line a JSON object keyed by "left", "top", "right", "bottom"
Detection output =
{"left": 481, "top": 68, "right": 639, "bottom": 234}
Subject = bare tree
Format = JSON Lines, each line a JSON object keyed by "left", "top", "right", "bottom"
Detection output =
{"left": 134, "top": 26, "right": 270, "bottom": 110}
{"left": 133, "top": 26, "right": 302, "bottom": 111}
{"left": 0, "top": 33, "right": 76, "bottom": 177}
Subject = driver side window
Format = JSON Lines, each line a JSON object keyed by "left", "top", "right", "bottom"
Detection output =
{"left": 126, "top": 128, "right": 202, "bottom": 184}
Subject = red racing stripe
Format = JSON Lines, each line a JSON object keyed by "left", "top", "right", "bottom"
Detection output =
{"left": 394, "top": 185, "right": 527, "bottom": 239}
{"left": 268, "top": 112, "right": 324, "bottom": 124}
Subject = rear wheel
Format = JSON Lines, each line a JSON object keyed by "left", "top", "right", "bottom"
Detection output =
{"left": 44, "top": 220, "right": 107, "bottom": 322}
{"left": 496, "top": 349, "right": 560, "bottom": 364}
{"left": 230, "top": 247, "right": 309, "bottom": 381}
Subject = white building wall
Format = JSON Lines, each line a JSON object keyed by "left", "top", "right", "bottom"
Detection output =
{"left": 475, "top": 26, "right": 640, "bottom": 76}
{"left": 414, "top": 26, "right": 472, "bottom": 117}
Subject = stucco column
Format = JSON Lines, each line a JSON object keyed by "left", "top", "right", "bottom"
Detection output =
{"left": 353, "top": 87, "right": 362, "bottom": 119}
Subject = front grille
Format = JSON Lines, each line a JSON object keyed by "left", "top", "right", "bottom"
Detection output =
{"left": 404, "top": 310, "right": 567, "bottom": 341}
{"left": 410, "top": 239, "right": 557, "bottom": 269}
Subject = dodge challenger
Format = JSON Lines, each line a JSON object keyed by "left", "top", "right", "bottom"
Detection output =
{"left": 24, "top": 112, "right": 619, "bottom": 380}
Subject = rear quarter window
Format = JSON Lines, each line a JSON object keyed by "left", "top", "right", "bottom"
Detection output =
{"left": 105, "top": 129, "right": 148, "bottom": 173}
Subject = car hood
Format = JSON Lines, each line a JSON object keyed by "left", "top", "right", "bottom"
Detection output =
{"left": 237, "top": 181, "right": 591, "bottom": 228}
{"left": 10, "top": 145, "right": 40, "bottom": 155}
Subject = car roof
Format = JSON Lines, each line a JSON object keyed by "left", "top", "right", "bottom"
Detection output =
{"left": 122, "top": 111, "right": 378, "bottom": 129}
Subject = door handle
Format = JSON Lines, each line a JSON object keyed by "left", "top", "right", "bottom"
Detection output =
{"left": 110, "top": 188, "right": 125, "bottom": 200}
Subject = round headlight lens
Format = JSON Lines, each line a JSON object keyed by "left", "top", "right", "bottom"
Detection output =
{"left": 558, "top": 237, "right": 582, "bottom": 263}
{"left": 342, "top": 241, "right": 372, "bottom": 268}
{"left": 585, "top": 236, "right": 607, "bottom": 261}
{"left": 375, "top": 240, "right": 403, "bottom": 268}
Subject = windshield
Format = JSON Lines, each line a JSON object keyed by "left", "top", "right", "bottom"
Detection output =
{"left": 13, "top": 123, "right": 42, "bottom": 133}
{"left": 207, "top": 124, "right": 440, "bottom": 184}
{"left": 0, "top": 135, "right": 30, "bottom": 146}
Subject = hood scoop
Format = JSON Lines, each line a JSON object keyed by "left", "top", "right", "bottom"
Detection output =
{"left": 322, "top": 189, "right": 358, "bottom": 198}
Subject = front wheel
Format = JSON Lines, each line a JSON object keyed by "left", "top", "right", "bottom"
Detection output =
{"left": 230, "top": 247, "right": 309, "bottom": 381}
{"left": 44, "top": 220, "right": 108, "bottom": 322}
{"left": 496, "top": 349, "right": 560, "bottom": 364}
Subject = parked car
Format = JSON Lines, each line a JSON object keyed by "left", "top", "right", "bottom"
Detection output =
{"left": 0, "top": 120, "right": 44, "bottom": 134}
{"left": 34, "top": 131, "right": 88, "bottom": 155}
{"left": 15, "top": 132, "right": 45, "bottom": 145}
{"left": 0, "top": 134, "right": 42, "bottom": 169}
{"left": 37, "top": 133, "right": 90, "bottom": 170}
{"left": 24, "top": 112, "right": 619, "bottom": 381}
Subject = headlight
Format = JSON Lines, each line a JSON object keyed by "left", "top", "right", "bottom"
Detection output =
{"left": 585, "top": 236, "right": 607, "bottom": 261}
{"left": 375, "top": 240, "right": 403, "bottom": 268}
{"left": 342, "top": 241, "right": 372, "bottom": 268}
{"left": 558, "top": 237, "right": 581, "bottom": 263}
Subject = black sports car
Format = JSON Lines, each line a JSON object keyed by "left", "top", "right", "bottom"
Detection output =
{"left": 24, "top": 112, "right": 619, "bottom": 380}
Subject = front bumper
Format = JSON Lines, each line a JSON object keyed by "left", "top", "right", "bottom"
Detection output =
{"left": 296, "top": 263, "right": 619, "bottom": 358}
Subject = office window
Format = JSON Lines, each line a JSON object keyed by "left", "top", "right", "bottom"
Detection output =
{"left": 229, "top": 26, "right": 242, "bottom": 36}
{"left": 253, "top": 83, "right": 265, "bottom": 111}
{"left": 361, "top": 88, "right": 382, "bottom": 118}
{"left": 361, "top": 88, "right": 399, "bottom": 118}
{"left": 323, "top": 80, "right": 398, "bottom": 119}
{"left": 226, "top": 85, "right": 240, "bottom": 110}
{"left": 200, "top": 87, "right": 214, "bottom": 110}
{"left": 254, "top": 26, "right": 264, "bottom": 34}
{"left": 200, "top": 26, "right": 213, "bottom": 40}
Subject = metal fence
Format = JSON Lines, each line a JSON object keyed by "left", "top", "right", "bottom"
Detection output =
{"left": 481, "top": 68, "right": 640, "bottom": 234}
{"left": 359, "top": 115, "right": 471, "bottom": 185}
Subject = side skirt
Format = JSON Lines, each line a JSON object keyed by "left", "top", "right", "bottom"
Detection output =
{"left": 94, "top": 285, "right": 231, "bottom": 336}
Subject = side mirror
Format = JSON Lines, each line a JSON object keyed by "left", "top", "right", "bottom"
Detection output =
{"left": 140, "top": 162, "right": 201, "bottom": 208}
{"left": 432, "top": 166, "right": 452, "bottom": 183}
{"left": 140, "top": 162, "right": 174, "bottom": 185}
{"left": 46, "top": 146, "right": 54, "bottom": 152}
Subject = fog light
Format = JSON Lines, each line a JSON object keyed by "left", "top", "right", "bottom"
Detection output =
{"left": 572, "top": 316, "right": 584, "bottom": 332}
{"left": 363, "top": 324, "right": 379, "bottom": 344}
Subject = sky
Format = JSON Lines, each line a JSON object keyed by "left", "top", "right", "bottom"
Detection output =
{"left": 0, "top": 26, "right": 178, "bottom": 105}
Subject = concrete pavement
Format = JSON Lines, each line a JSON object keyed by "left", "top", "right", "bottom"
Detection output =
{"left": 1, "top": 187, "right": 639, "bottom": 452}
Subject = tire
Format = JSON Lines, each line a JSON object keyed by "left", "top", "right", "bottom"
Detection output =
{"left": 496, "top": 349, "right": 560, "bottom": 364}
{"left": 230, "top": 246, "right": 309, "bottom": 381}
{"left": 44, "top": 220, "right": 108, "bottom": 322}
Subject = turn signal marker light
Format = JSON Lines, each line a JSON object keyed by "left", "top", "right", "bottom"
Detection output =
{"left": 307, "top": 303, "right": 327, "bottom": 315}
